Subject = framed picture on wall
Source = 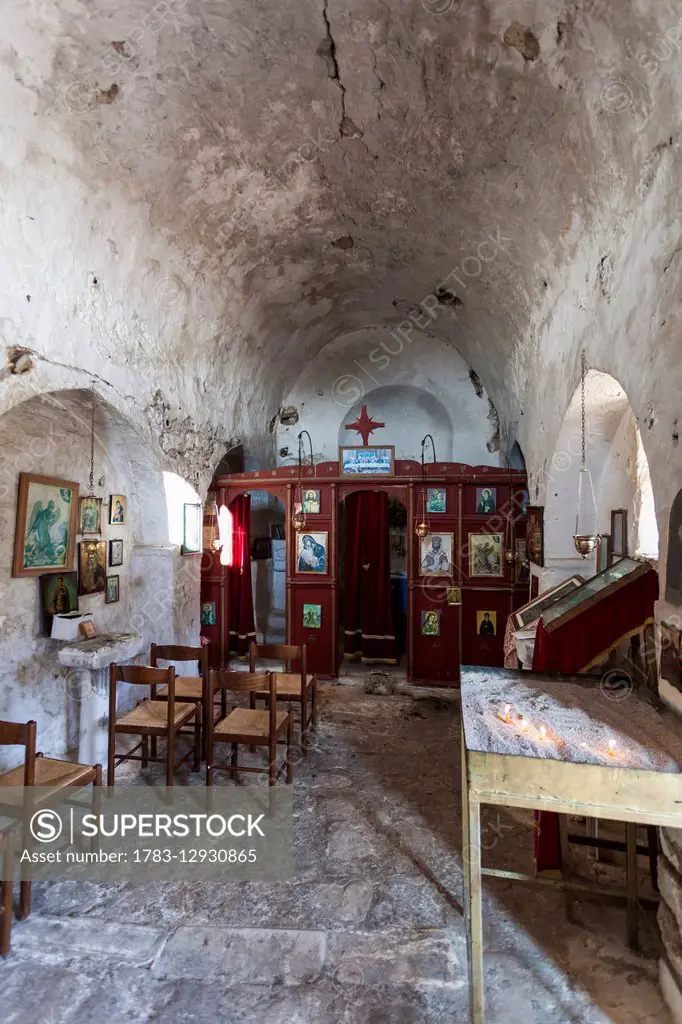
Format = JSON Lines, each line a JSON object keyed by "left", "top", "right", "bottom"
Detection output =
{"left": 13, "top": 473, "right": 80, "bottom": 578}
{"left": 419, "top": 532, "right": 453, "bottom": 576}
{"left": 105, "top": 575, "right": 120, "bottom": 604}
{"left": 339, "top": 445, "right": 395, "bottom": 477}
{"left": 469, "top": 533, "right": 503, "bottom": 577}
{"left": 182, "top": 503, "right": 203, "bottom": 554}
{"left": 421, "top": 610, "right": 441, "bottom": 635}
{"left": 296, "top": 531, "right": 328, "bottom": 574}
{"left": 109, "top": 538, "right": 123, "bottom": 566}
{"left": 39, "top": 571, "right": 79, "bottom": 635}
{"left": 301, "top": 489, "right": 321, "bottom": 514}
{"left": 475, "top": 487, "right": 497, "bottom": 514}
{"left": 79, "top": 496, "right": 102, "bottom": 535}
{"left": 477, "top": 610, "right": 497, "bottom": 635}
{"left": 426, "top": 488, "right": 446, "bottom": 513}
{"left": 109, "top": 495, "right": 127, "bottom": 525}
{"left": 78, "top": 540, "right": 106, "bottom": 595}
{"left": 201, "top": 600, "right": 217, "bottom": 626}
{"left": 303, "top": 603, "right": 322, "bottom": 628}
{"left": 526, "top": 506, "right": 544, "bottom": 566}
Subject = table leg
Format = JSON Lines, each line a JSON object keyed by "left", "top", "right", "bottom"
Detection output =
{"left": 626, "top": 821, "right": 639, "bottom": 951}
{"left": 461, "top": 726, "right": 484, "bottom": 1023}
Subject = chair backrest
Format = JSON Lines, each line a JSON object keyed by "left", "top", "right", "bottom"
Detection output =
{"left": 150, "top": 643, "right": 208, "bottom": 678}
{"left": 109, "top": 663, "right": 176, "bottom": 727}
{"left": 0, "top": 719, "right": 37, "bottom": 785}
{"left": 209, "top": 670, "right": 271, "bottom": 695}
{"left": 249, "top": 643, "right": 306, "bottom": 677}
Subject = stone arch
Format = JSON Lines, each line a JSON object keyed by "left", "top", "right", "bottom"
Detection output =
{"left": 665, "top": 491, "right": 682, "bottom": 606}
{"left": 0, "top": 388, "right": 200, "bottom": 768}
{"left": 543, "top": 370, "right": 658, "bottom": 585}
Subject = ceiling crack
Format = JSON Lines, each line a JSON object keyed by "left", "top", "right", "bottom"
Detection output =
{"left": 320, "top": 0, "right": 346, "bottom": 137}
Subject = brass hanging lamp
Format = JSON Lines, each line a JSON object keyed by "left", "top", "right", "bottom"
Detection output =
{"left": 415, "top": 434, "right": 436, "bottom": 539}
{"left": 573, "top": 351, "right": 600, "bottom": 557}
{"left": 292, "top": 430, "right": 314, "bottom": 532}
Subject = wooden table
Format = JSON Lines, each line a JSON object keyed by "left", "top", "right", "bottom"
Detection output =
{"left": 460, "top": 666, "right": 682, "bottom": 1023}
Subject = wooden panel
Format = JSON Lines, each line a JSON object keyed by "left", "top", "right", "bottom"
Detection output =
{"left": 290, "top": 585, "right": 334, "bottom": 677}
{"left": 411, "top": 582, "right": 460, "bottom": 684}
{"left": 467, "top": 748, "right": 682, "bottom": 828}
{"left": 460, "top": 588, "right": 510, "bottom": 667}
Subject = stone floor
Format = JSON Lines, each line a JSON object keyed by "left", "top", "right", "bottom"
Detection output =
{"left": 0, "top": 682, "right": 671, "bottom": 1023}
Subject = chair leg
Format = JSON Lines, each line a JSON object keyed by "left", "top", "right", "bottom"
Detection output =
{"left": 91, "top": 765, "right": 102, "bottom": 855}
{"left": 268, "top": 734, "right": 277, "bottom": 787}
{"left": 151, "top": 737, "right": 158, "bottom": 762}
{"left": 626, "top": 822, "right": 639, "bottom": 951}
{"left": 311, "top": 679, "right": 318, "bottom": 729}
{"left": 647, "top": 825, "right": 659, "bottom": 891}
{"left": 142, "top": 736, "right": 149, "bottom": 769}
{"left": 231, "top": 742, "right": 238, "bottom": 772}
{"left": 193, "top": 707, "right": 201, "bottom": 773}
{"left": 287, "top": 714, "right": 294, "bottom": 784}
{"left": 1, "top": 841, "right": 12, "bottom": 956}
{"left": 166, "top": 730, "right": 175, "bottom": 787}
{"left": 301, "top": 689, "right": 309, "bottom": 757}
{"left": 107, "top": 729, "right": 115, "bottom": 786}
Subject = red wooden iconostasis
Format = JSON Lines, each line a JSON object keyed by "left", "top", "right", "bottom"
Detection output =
{"left": 200, "top": 460, "right": 529, "bottom": 685}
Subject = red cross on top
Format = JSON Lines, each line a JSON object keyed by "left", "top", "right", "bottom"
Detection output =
{"left": 345, "top": 406, "right": 385, "bottom": 446}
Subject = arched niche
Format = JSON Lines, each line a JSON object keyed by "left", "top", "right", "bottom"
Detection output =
{"left": 0, "top": 388, "right": 200, "bottom": 768}
{"left": 543, "top": 370, "right": 658, "bottom": 585}
{"left": 337, "top": 385, "right": 454, "bottom": 460}
{"left": 666, "top": 491, "right": 682, "bottom": 606}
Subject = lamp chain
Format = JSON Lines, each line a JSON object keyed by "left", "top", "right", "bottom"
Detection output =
{"left": 581, "top": 350, "right": 586, "bottom": 469}
{"left": 88, "top": 390, "right": 96, "bottom": 493}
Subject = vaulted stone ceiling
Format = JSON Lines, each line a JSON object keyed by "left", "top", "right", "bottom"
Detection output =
{"left": 1, "top": 1, "right": 680, "bottom": 500}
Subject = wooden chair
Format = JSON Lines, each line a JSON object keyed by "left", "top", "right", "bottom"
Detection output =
{"left": 249, "top": 644, "right": 317, "bottom": 755}
{"left": 150, "top": 643, "right": 209, "bottom": 758}
{"left": 108, "top": 664, "right": 200, "bottom": 785}
{"left": 206, "top": 671, "right": 293, "bottom": 786}
{"left": 0, "top": 823, "right": 13, "bottom": 955}
{"left": 0, "top": 719, "right": 101, "bottom": 919}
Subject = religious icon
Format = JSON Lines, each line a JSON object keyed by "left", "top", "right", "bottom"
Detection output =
{"left": 469, "top": 533, "right": 504, "bottom": 577}
{"left": 515, "top": 489, "right": 529, "bottom": 515}
{"left": 12, "top": 473, "right": 79, "bottom": 578}
{"left": 446, "top": 586, "right": 461, "bottom": 605}
{"left": 526, "top": 506, "right": 544, "bottom": 566}
{"left": 515, "top": 539, "right": 530, "bottom": 583}
{"left": 39, "top": 571, "right": 79, "bottom": 635}
{"left": 109, "top": 538, "right": 123, "bottom": 566}
{"left": 182, "top": 503, "right": 203, "bottom": 553}
{"left": 105, "top": 574, "right": 120, "bottom": 604}
{"left": 109, "top": 494, "right": 127, "bottom": 525}
{"left": 79, "top": 496, "right": 102, "bottom": 535}
{"left": 477, "top": 610, "right": 497, "bottom": 636}
{"left": 421, "top": 610, "right": 441, "bottom": 636}
{"left": 303, "top": 603, "right": 322, "bottom": 628}
{"left": 296, "top": 532, "right": 328, "bottom": 574}
{"left": 419, "top": 532, "right": 453, "bottom": 576}
{"left": 78, "top": 540, "right": 107, "bottom": 595}
{"left": 426, "top": 488, "right": 446, "bottom": 513}
{"left": 476, "top": 487, "right": 496, "bottom": 514}
{"left": 201, "top": 601, "right": 217, "bottom": 626}
{"left": 301, "top": 489, "right": 321, "bottom": 514}
{"left": 339, "top": 445, "right": 395, "bottom": 476}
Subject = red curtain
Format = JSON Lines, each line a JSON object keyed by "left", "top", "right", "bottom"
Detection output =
{"left": 531, "top": 566, "right": 659, "bottom": 873}
{"left": 344, "top": 491, "right": 396, "bottom": 664}
{"left": 226, "top": 494, "right": 256, "bottom": 657}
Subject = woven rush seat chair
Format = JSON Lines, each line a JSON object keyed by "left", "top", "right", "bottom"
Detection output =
{"left": 206, "top": 671, "right": 293, "bottom": 787}
{"left": 149, "top": 643, "right": 209, "bottom": 758}
{"left": 0, "top": 719, "right": 101, "bottom": 919}
{"left": 108, "top": 664, "right": 200, "bottom": 785}
{"left": 249, "top": 643, "right": 317, "bottom": 755}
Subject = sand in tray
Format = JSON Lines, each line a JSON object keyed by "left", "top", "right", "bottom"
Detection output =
{"left": 461, "top": 667, "right": 682, "bottom": 773}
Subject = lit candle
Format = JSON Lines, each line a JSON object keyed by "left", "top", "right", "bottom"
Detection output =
{"left": 518, "top": 715, "right": 528, "bottom": 731}
{"left": 539, "top": 725, "right": 547, "bottom": 741}
{"left": 502, "top": 703, "right": 512, "bottom": 724}
{"left": 608, "top": 737, "right": 617, "bottom": 757}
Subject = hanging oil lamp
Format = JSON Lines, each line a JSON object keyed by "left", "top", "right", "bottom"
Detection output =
{"left": 415, "top": 434, "right": 436, "bottom": 538}
{"left": 292, "top": 430, "right": 314, "bottom": 532}
{"left": 573, "top": 350, "right": 600, "bottom": 557}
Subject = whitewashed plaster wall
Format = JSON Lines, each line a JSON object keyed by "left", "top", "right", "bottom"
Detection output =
{"left": 0, "top": 389, "right": 201, "bottom": 771}
{"left": 541, "top": 372, "right": 658, "bottom": 590}
{"left": 275, "top": 328, "right": 500, "bottom": 467}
